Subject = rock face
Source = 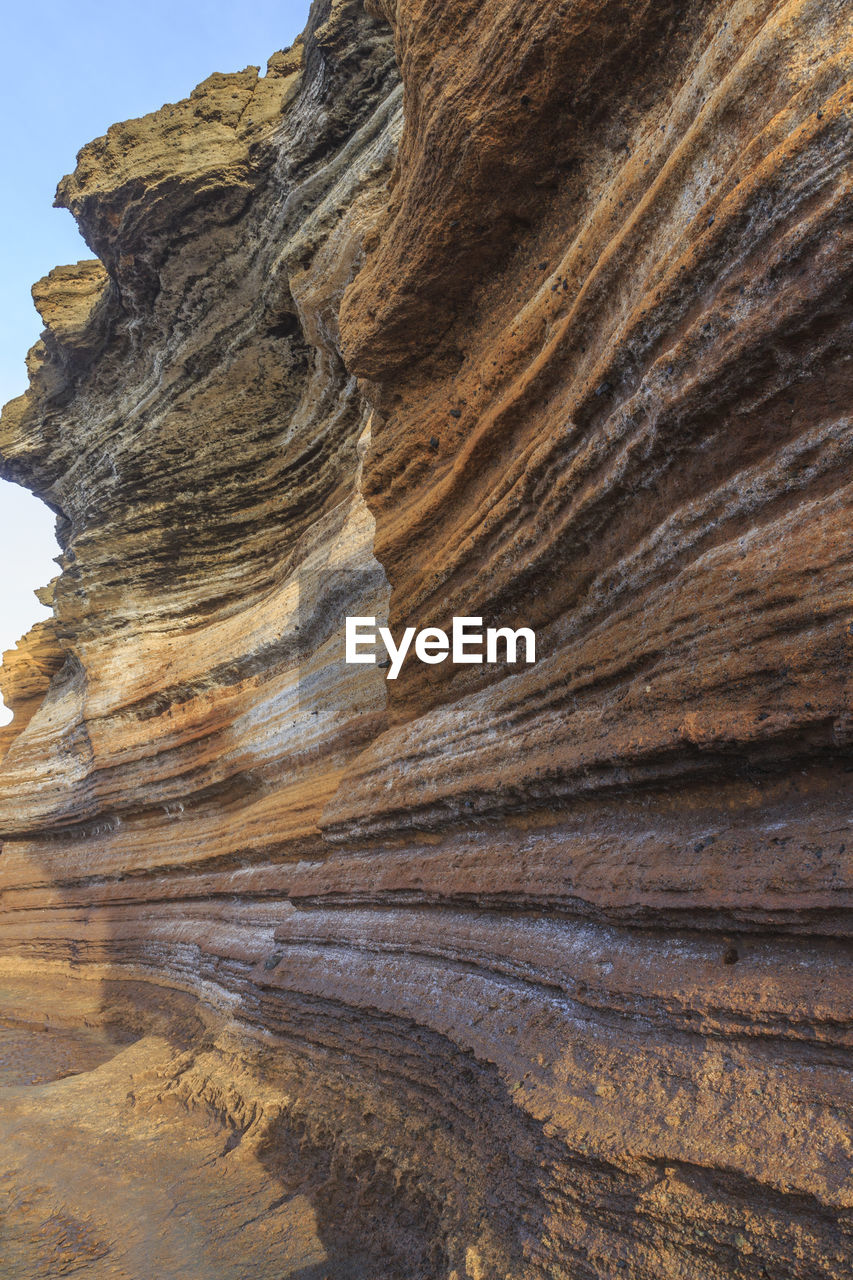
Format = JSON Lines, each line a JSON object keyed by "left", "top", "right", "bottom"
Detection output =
{"left": 0, "top": 1, "right": 850, "bottom": 1276}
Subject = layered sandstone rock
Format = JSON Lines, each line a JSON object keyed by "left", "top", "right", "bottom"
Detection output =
{"left": 0, "top": 584, "right": 64, "bottom": 763}
{"left": 0, "top": 1, "right": 850, "bottom": 1277}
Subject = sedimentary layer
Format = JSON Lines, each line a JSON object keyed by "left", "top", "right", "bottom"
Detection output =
{"left": 0, "top": 1, "right": 851, "bottom": 1276}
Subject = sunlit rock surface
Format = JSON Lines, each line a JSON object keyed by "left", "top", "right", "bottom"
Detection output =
{"left": 0, "top": 1, "right": 850, "bottom": 1276}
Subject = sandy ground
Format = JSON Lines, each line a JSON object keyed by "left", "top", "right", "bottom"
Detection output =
{"left": 0, "top": 1022, "right": 331, "bottom": 1280}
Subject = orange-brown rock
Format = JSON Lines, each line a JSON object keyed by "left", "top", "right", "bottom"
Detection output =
{"left": 0, "top": 585, "right": 64, "bottom": 763}
{"left": 0, "top": 1, "right": 850, "bottom": 1277}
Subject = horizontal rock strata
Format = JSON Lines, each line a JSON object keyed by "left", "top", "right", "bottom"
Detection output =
{"left": 0, "top": 0, "right": 851, "bottom": 1276}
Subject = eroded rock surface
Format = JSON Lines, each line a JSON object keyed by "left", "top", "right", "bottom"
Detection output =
{"left": 0, "top": 1, "right": 850, "bottom": 1276}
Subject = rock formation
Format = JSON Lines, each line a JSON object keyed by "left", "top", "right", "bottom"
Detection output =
{"left": 0, "top": 0, "right": 850, "bottom": 1276}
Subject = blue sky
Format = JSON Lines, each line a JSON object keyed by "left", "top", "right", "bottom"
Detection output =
{"left": 0, "top": 0, "right": 311, "bottom": 722}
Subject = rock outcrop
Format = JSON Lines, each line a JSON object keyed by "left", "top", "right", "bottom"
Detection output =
{"left": 0, "top": 1, "right": 850, "bottom": 1276}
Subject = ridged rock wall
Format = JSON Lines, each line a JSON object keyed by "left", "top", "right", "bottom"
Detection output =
{"left": 0, "top": 1, "right": 850, "bottom": 1277}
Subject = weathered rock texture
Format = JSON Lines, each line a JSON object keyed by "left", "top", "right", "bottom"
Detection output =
{"left": 0, "top": 1, "right": 851, "bottom": 1276}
